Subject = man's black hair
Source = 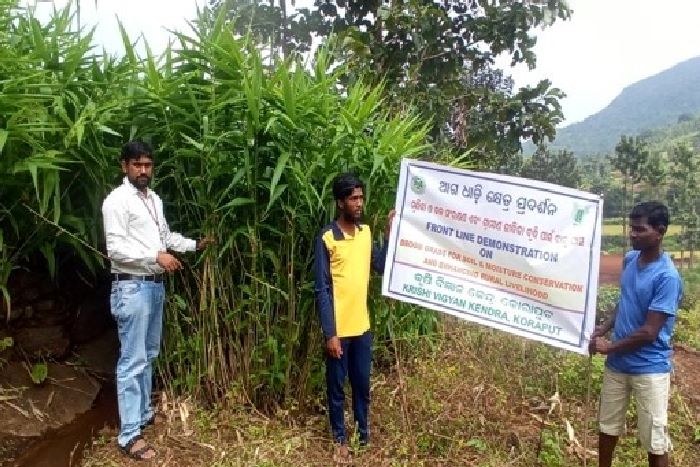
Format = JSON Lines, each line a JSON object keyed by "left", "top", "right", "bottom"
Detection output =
{"left": 120, "top": 141, "right": 153, "bottom": 162}
{"left": 332, "top": 173, "right": 364, "bottom": 201}
{"left": 629, "top": 201, "right": 670, "bottom": 231}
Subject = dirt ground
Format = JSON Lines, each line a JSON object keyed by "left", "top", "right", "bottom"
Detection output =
{"left": 673, "top": 345, "right": 700, "bottom": 425}
{"left": 65, "top": 254, "right": 700, "bottom": 465}
{"left": 599, "top": 254, "right": 623, "bottom": 285}
{"left": 79, "top": 332, "right": 700, "bottom": 467}
{"left": 598, "top": 252, "right": 694, "bottom": 286}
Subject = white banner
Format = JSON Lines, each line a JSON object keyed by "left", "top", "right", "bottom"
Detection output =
{"left": 382, "top": 159, "right": 603, "bottom": 354}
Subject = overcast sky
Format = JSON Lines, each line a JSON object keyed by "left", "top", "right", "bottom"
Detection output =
{"left": 30, "top": 0, "right": 700, "bottom": 126}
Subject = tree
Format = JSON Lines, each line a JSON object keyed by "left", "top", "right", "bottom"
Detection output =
{"left": 640, "top": 151, "right": 667, "bottom": 200}
{"left": 668, "top": 144, "right": 697, "bottom": 267}
{"left": 213, "top": 0, "right": 571, "bottom": 168}
{"left": 522, "top": 145, "right": 581, "bottom": 188}
{"left": 580, "top": 155, "right": 626, "bottom": 217}
{"left": 206, "top": 0, "right": 307, "bottom": 59}
{"left": 609, "top": 135, "right": 649, "bottom": 252}
{"left": 580, "top": 154, "right": 610, "bottom": 194}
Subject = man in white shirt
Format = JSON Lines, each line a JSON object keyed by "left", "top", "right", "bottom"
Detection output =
{"left": 102, "top": 141, "right": 212, "bottom": 461}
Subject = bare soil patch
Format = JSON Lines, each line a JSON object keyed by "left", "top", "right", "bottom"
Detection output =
{"left": 599, "top": 254, "right": 623, "bottom": 285}
{"left": 673, "top": 345, "right": 700, "bottom": 424}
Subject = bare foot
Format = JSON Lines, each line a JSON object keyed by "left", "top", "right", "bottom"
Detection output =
{"left": 333, "top": 443, "right": 352, "bottom": 464}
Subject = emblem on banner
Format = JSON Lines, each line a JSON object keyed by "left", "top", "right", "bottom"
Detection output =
{"left": 573, "top": 204, "right": 591, "bottom": 225}
{"left": 410, "top": 175, "right": 426, "bottom": 195}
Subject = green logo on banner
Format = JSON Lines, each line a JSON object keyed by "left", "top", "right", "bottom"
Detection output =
{"left": 573, "top": 205, "right": 591, "bottom": 225}
{"left": 410, "top": 175, "right": 426, "bottom": 195}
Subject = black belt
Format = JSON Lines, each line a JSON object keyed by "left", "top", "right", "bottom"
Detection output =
{"left": 113, "top": 273, "right": 163, "bottom": 283}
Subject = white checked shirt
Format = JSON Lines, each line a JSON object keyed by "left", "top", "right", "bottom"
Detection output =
{"left": 102, "top": 177, "right": 197, "bottom": 275}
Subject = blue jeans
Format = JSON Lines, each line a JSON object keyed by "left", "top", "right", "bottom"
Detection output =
{"left": 325, "top": 331, "right": 372, "bottom": 444}
{"left": 110, "top": 280, "right": 165, "bottom": 447}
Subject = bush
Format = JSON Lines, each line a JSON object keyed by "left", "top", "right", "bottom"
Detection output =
{"left": 675, "top": 306, "right": 700, "bottom": 350}
{"left": 596, "top": 286, "right": 620, "bottom": 325}
{"left": 0, "top": 1, "right": 437, "bottom": 406}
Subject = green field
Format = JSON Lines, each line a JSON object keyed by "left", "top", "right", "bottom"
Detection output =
{"left": 602, "top": 224, "right": 683, "bottom": 236}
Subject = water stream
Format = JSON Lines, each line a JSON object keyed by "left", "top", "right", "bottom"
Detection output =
{"left": 12, "top": 384, "right": 118, "bottom": 467}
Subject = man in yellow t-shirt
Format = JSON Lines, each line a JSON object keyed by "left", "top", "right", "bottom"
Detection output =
{"left": 314, "top": 173, "right": 395, "bottom": 461}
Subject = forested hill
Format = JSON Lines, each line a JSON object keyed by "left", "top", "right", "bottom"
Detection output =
{"left": 550, "top": 55, "right": 700, "bottom": 156}
{"left": 641, "top": 112, "right": 700, "bottom": 154}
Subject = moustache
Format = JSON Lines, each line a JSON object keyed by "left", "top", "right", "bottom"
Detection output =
{"left": 131, "top": 175, "right": 151, "bottom": 187}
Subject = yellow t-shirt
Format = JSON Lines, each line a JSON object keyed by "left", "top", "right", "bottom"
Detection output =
{"left": 314, "top": 221, "right": 387, "bottom": 338}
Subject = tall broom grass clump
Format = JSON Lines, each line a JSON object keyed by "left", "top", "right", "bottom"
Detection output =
{"left": 0, "top": 1, "right": 440, "bottom": 407}
{"left": 147, "top": 7, "right": 438, "bottom": 405}
{"left": 0, "top": 0, "right": 136, "bottom": 307}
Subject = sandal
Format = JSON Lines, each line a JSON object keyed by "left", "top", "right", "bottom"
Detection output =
{"left": 119, "top": 435, "right": 156, "bottom": 461}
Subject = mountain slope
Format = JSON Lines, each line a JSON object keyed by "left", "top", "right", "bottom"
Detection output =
{"left": 550, "top": 55, "right": 700, "bottom": 155}
{"left": 643, "top": 113, "right": 700, "bottom": 155}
